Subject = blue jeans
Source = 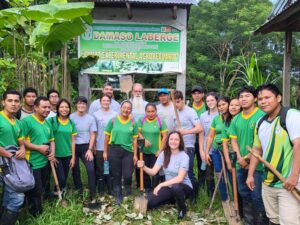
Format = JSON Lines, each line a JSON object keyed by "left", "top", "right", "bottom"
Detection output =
{"left": 185, "top": 147, "right": 198, "bottom": 190}
{"left": 211, "top": 149, "right": 232, "bottom": 201}
{"left": 236, "top": 168, "right": 265, "bottom": 212}
{"left": 0, "top": 179, "right": 25, "bottom": 212}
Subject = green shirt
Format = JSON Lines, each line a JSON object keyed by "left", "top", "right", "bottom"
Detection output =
{"left": 48, "top": 117, "right": 77, "bottom": 157}
{"left": 138, "top": 117, "right": 168, "bottom": 154}
{"left": 0, "top": 111, "right": 24, "bottom": 148}
{"left": 253, "top": 109, "right": 300, "bottom": 188}
{"left": 210, "top": 115, "right": 228, "bottom": 150}
{"left": 22, "top": 114, "right": 54, "bottom": 170}
{"left": 192, "top": 102, "right": 206, "bottom": 118}
{"left": 229, "top": 107, "right": 265, "bottom": 170}
{"left": 105, "top": 116, "right": 138, "bottom": 152}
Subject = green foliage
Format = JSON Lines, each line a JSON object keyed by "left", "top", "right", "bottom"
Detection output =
{"left": 0, "top": 58, "right": 18, "bottom": 97}
{"left": 187, "top": 0, "right": 280, "bottom": 96}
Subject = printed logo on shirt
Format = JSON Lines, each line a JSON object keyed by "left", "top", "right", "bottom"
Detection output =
{"left": 129, "top": 126, "right": 133, "bottom": 131}
{"left": 250, "top": 121, "right": 256, "bottom": 129}
{"left": 275, "top": 127, "right": 281, "bottom": 134}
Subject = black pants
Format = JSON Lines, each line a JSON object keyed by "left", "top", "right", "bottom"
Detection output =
{"left": 26, "top": 163, "right": 49, "bottom": 216}
{"left": 143, "top": 154, "right": 159, "bottom": 190}
{"left": 72, "top": 144, "right": 96, "bottom": 197}
{"left": 147, "top": 183, "right": 192, "bottom": 209}
{"left": 95, "top": 151, "right": 111, "bottom": 193}
{"left": 108, "top": 145, "right": 133, "bottom": 188}
{"left": 56, "top": 156, "right": 71, "bottom": 190}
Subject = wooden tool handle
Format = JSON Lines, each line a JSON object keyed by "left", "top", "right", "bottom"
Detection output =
{"left": 50, "top": 161, "right": 62, "bottom": 200}
{"left": 170, "top": 90, "right": 181, "bottom": 128}
{"left": 246, "top": 146, "right": 300, "bottom": 203}
{"left": 140, "top": 152, "right": 144, "bottom": 191}
{"left": 232, "top": 168, "right": 239, "bottom": 212}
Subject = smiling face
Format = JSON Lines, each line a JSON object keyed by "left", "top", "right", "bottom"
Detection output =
{"left": 76, "top": 101, "right": 87, "bottom": 113}
{"left": 120, "top": 102, "right": 132, "bottom": 117}
{"left": 58, "top": 101, "right": 70, "bottom": 118}
{"left": 101, "top": 96, "right": 111, "bottom": 110}
{"left": 218, "top": 100, "right": 229, "bottom": 115}
{"left": 168, "top": 132, "right": 181, "bottom": 151}
{"left": 206, "top": 95, "right": 217, "bottom": 110}
{"left": 239, "top": 92, "right": 256, "bottom": 110}
{"left": 103, "top": 85, "right": 113, "bottom": 98}
{"left": 146, "top": 105, "right": 157, "bottom": 120}
{"left": 2, "top": 94, "right": 21, "bottom": 115}
{"left": 257, "top": 89, "right": 281, "bottom": 114}
{"left": 229, "top": 98, "right": 241, "bottom": 116}
{"left": 35, "top": 100, "right": 51, "bottom": 119}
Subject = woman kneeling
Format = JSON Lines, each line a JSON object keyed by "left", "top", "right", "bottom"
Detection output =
{"left": 137, "top": 131, "right": 193, "bottom": 219}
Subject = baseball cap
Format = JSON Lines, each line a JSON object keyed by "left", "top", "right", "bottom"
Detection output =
{"left": 157, "top": 88, "right": 169, "bottom": 96}
{"left": 191, "top": 85, "right": 204, "bottom": 93}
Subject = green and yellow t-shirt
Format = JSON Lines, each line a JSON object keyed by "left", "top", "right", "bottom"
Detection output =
{"left": 48, "top": 117, "right": 77, "bottom": 157}
{"left": 210, "top": 115, "right": 228, "bottom": 150}
{"left": 0, "top": 111, "right": 24, "bottom": 147}
{"left": 105, "top": 116, "right": 138, "bottom": 152}
{"left": 22, "top": 114, "right": 54, "bottom": 169}
{"left": 138, "top": 117, "right": 168, "bottom": 154}
{"left": 192, "top": 102, "right": 206, "bottom": 118}
{"left": 229, "top": 107, "right": 265, "bottom": 170}
{"left": 253, "top": 109, "right": 300, "bottom": 188}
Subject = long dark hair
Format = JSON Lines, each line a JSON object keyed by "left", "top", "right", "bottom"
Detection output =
{"left": 218, "top": 96, "right": 231, "bottom": 126}
{"left": 163, "top": 131, "right": 185, "bottom": 168}
{"left": 56, "top": 98, "right": 71, "bottom": 118}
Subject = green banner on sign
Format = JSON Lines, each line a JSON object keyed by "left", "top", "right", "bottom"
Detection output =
{"left": 79, "top": 23, "right": 181, "bottom": 74}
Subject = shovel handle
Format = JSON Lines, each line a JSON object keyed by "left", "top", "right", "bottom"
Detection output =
{"left": 170, "top": 90, "right": 181, "bottom": 128}
{"left": 140, "top": 152, "right": 144, "bottom": 191}
{"left": 246, "top": 146, "right": 300, "bottom": 203}
{"left": 50, "top": 161, "right": 62, "bottom": 200}
{"left": 232, "top": 168, "right": 239, "bottom": 212}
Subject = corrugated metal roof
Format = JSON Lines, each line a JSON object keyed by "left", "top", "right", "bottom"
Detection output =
{"left": 268, "top": 0, "right": 299, "bottom": 19}
{"left": 94, "top": 0, "right": 198, "bottom": 5}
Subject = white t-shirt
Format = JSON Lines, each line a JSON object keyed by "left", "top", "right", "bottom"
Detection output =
{"left": 157, "top": 103, "right": 175, "bottom": 132}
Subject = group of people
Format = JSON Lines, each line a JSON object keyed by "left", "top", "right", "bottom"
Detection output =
{"left": 0, "top": 81, "right": 299, "bottom": 225}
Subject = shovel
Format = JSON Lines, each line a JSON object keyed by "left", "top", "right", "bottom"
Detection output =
{"left": 246, "top": 146, "right": 300, "bottom": 203}
{"left": 229, "top": 151, "right": 239, "bottom": 217}
{"left": 134, "top": 138, "right": 148, "bottom": 214}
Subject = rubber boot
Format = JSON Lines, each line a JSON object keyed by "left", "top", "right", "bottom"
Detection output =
{"left": 105, "top": 175, "right": 113, "bottom": 195}
{"left": 206, "top": 180, "right": 215, "bottom": 198}
{"left": 256, "top": 211, "right": 269, "bottom": 225}
{"left": 242, "top": 201, "right": 255, "bottom": 225}
{"left": 176, "top": 197, "right": 187, "bottom": 220}
{"left": 0, "top": 208, "right": 19, "bottom": 225}
{"left": 98, "top": 179, "right": 105, "bottom": 195}
{"left": 29, "top": 197, "right": 42, "bottom": 217}
{"left": 198, "top": 169, "right": 206, "bottom": 189}
{"left": 114, "top": 185, "right": 122, "bottom": 205}
{"left": 124, "top": 185, "right": 132, "bottom": 196}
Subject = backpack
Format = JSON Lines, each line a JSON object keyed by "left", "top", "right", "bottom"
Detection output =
{"left": 256, "top": 106, "right": 292, "bottom": 145}
{"left": 141, "top": 116, "right": 163, "bottom": 130}
{"left": 0, "top": 145, "right": 35, "bottom": 192}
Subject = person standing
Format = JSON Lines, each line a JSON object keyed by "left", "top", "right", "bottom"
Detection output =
{"left": 15, "top": 87, "right": 37, "bottom": 120}
{"left": 138, "top": 103, "right": 168, "bottom": 191}
{"left": 88, "top": 82, "right": 120, "bottom": 115}
{"left": 247, "top": 84, "right": 300, "bottom": 225}
{"left": 22, "top": 96, "right": 56, "bottom": 216}
{"left": 93, "top": 95, "right": 117, "bottom": 195}
{"left": 199, "top": 93, "right": 219, "bottom": 195}
{"left": 130, "top": 83, "right": 148, "bottom": 120}
{"left": 191, "top": 85, "right": 206, "bottom": 192}
{"left": 229, "top": 86, "right": 267, "bottom": 225}
{"left": 0, "top": 90, "right": 26, "bottom": 224}
{"left": 46, "top": 89, "right": 59, "bottom": 119}
{"left": 205, "top": 96, "right": 232, "bottom": 202}
{"left": 173, "top": 90, "right": 202, "bottom": 202}
{"left": 70, "top": 96, "right": 97, "bottom": 202}
{"left": 137, "top": 131, "right": 193, "bottom": 219}
{"left": 103, "top": 100, "right": 138, "bottom": 205}
{"left": 48, "top": 99, "right": 76, "bottom": 194}
{"left": 156, "top": 88, "right": 175, "bottom": 132}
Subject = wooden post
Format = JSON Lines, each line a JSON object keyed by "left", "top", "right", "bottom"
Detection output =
{"left": 283, "top": 31, "right": 292, "bottom": 107}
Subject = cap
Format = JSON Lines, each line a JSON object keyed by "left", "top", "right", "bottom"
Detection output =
{"left": 191, "top": 85, "right": 204, "bottom": 93}
{"left": 157, "top": 88, "right": 169, "bottom": 96}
